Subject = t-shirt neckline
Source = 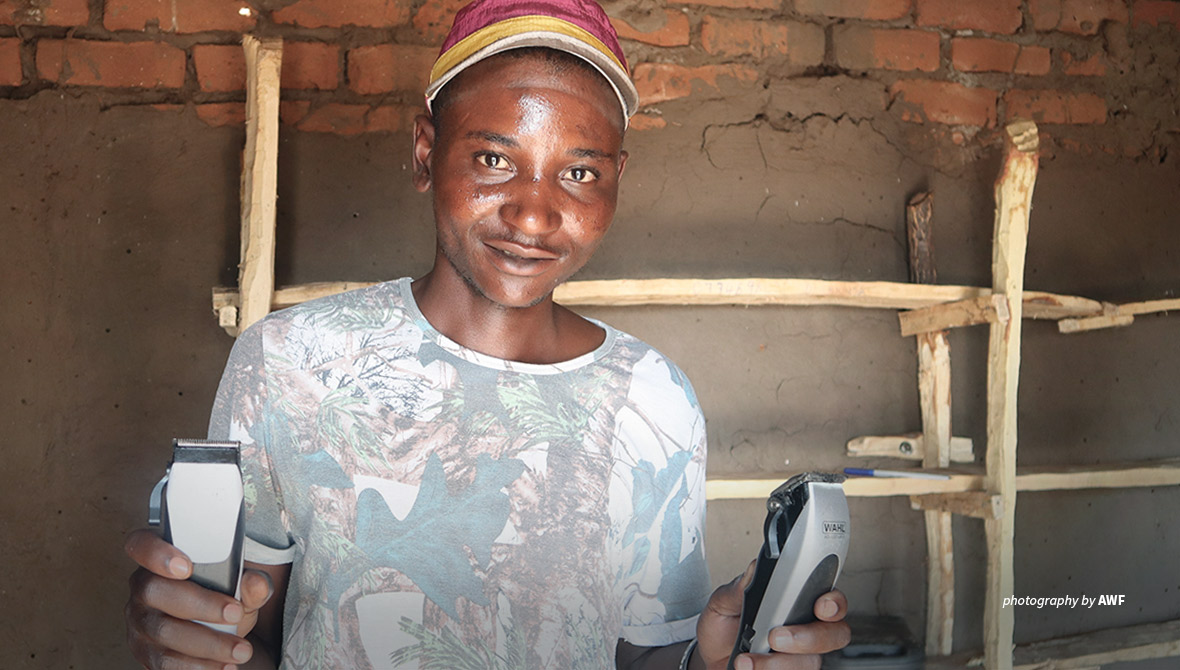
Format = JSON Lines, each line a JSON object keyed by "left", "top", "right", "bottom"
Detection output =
{"left": 396, "top": 277, "right": 617, "bottom": 375}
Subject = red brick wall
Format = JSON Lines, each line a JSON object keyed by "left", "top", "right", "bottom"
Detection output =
{"left": 1, "top": 0, "right": 1177, "bottom": 153}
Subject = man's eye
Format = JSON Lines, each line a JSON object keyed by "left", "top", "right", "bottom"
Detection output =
{"left": 478, "top": 153, "right": 504, "bottom": 169}
{"left": 565, "top": 167, "right": 598, "bottom": 183}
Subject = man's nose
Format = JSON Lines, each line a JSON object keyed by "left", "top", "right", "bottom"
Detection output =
{"left": 500, "top": 177, "right": 561, "bottom": 235}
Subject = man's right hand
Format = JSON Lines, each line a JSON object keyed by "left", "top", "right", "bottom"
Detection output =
{"left": 124, "top": 528, "right": 275, "bottom": 669}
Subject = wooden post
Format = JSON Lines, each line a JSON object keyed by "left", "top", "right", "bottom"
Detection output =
{"left": 907, "top": 191, "right": 956, "bottom": 657}
{"left": 234, "top": 36, "right": 283, "bottom": 335}
{"left": 984, "top": 120, "right": 1039, "bottom": 670}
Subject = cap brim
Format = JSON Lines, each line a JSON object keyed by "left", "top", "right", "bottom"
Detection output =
{"left": 425, "top": 31, "right": 639, "bottom": 123}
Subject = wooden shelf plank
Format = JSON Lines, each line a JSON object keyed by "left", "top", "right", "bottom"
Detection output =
{"left": 924, "top": 619, "right": 1180, "bottom": 669}
{"left": 899, "top": 294, "right": 1009, "bottom": 336}
{"left": 212, "top": 279, "right": 1103, "bottom": 322}
{"left": 704, "top": 458, "right": 1180, "bottom": 500}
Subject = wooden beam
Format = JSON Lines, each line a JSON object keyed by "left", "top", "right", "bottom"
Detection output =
{"left": 984, "top": 120, "right": 1039, "bottom": 670}
{"left": 907, "top": 190, "right": 956, "bottom": 659}
{"left": 1120, "top": 297, "right": 1180, "bottom": 316}
{"left": 234, "top": 36, "right": 283, "bottom": 336}
{"left": 1013, "top": 618, "right": 1180, "bottom": 668}
{"left": 911, "top": 492, "right": 1002, "bottom": 519}
{"left": 925, "top": 619, "right": 1180, "bottom": 669}
{"left": 704, "top": 458, "right": 1180, "bottom": 500}
{"left": 899, "top": 294, "right": 1009, "bottom": 336}
{"left": 1058, "top": 313, "right": 1134, "bottom": 333}
{"left": 212, "top": 279, "right": 1103, "bottom": 328}
{"left": 845, "top": 434, "right": 974, "bottom": 463}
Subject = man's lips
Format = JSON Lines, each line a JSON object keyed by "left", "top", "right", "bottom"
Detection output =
{"left": 483, "top": 238, "right": 561, "bottom": 261}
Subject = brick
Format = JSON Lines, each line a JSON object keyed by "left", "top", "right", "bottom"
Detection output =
{"left": 196, "top": 103, "right": 245, "bottom": 127}
{"left": 282, "top": 42, "right": 338, "bottom": 90}
{"left": 36, "top": 40, "right": 186, "bottom": 88}
{"left": 193, "top": 44, "right": 244, "bottom": 92}
{"left": 1030, "top": 0, "right": 1128, "bottom": 33}
{"left": 1133, "top": 0, "right": 1180, "bottom": 27}
{"left": 413, "top": 0, "right": 467, "bottom": 43}
{"left": 1004, "top": 89, "right": 1105, "bottom": 124}
{"left": 348, "top": 44, "right": 436, "bottom": 95}
{"left": 0, "top": 38, "right": 21, "bottom": 85}
{"left": 1058, "top": 0, "right": 1127, "bottom": 34}
{"left": 611, "top": 10, "right": 691, "bottom": 47}
{"left": 1014, "top": 45, "right": 1051, "bottom": 74}
{"left": 1062, "top": 51, "right": 1106, "bottom": 75}
{"left": 889, "top": 79, "right": 997, "bottom": 126}
{"left": 701, "top": 16, "right": 823, "bottom": 64}
{"left": 104, "top": 0, "right": 255, "bottom": 33}
{"left": 834, "top": 25, "right": 940, "bottom": 72}
{"left": 273, "top": 0, "right": 411, "bottom": 29}
{"left": 280, "top": 100, "right": 311, "bottom": 125}
{"left": 366, "top": 104, "right": 418, "bottom": 133}
{"left": 1, "top": 0, "right": 89, "bottom": 25}
{"left": 1030, "top": 0, "right": 1062, "bottom": 30}
{"left": 915, "top": 0, "right": 1022, "bottom": 33}
{"left": 631, "top": 62, "right": 758, "bottom": 106}
{"left": 794, "top": 0, "right": 911, "bottom": 20}
{"left": 667, "top": 0, "right": 780, "bottom": 9}
{"left": 951, "top": 38, "right": 1050, "bottom": 75}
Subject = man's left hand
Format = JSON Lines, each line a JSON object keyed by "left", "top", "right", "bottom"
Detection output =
{"left": 694, "top": 561, "right": 850, "bottom": 669}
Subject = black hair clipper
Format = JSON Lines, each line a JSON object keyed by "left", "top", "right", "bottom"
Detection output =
{"left": 148, "top": 439, "right": 245, "bottom": 634}
{"left": 727, "top": 472, "right": 850, "bottom": 668}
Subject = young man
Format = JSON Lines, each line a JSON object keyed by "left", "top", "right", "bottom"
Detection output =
{"left": 124, "top": 0, "right": 849, "bottom": 668}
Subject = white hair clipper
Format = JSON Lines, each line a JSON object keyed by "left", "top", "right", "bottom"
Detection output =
{"left": 148, "top": 439, "right": 245, "bottom": 634}
{"left": 727, "top": 472, "right": 850, "bottom": 669}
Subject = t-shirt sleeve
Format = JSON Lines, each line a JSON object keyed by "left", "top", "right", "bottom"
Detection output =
{"left": 207, "top": 321, "right": 296, "bottom": 565}
{"left": 612, "top": 350, "right": 712, "bottom": 647}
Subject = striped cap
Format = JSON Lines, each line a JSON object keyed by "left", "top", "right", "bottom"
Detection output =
{"left": 426, "top": 0, "right": 638, "bottom": 122}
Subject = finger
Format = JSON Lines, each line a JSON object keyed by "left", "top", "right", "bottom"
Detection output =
{"left": 705, "top": 560, "right": 759, "bottom": 619}
{"left": 767, "top": 620, "right": 851, "bottom": 655}
{"left": 239, "top": 569, "right": 274, "bottom": 615}
{"left": 125, "top": 528, "right": 191, "bottom": 580}
{"left": 813, "top": 589, "right": 848, "bottom": 621}
{"left": 131, "top": 569, "right": 246, "bottom": 627}
{"left": 130, "top": 611, "right": 252, "bottom": 668}
{"left": 730, "top": 651, "right": 821, "bottom": 670}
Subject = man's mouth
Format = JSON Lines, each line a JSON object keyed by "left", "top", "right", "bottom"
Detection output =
{"left": 484, "top": 238, "right": 561, "bottom": 261}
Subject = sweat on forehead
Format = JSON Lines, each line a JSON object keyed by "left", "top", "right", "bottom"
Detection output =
{"left": 429, "top": 47, "right": 624, "bottom": 135}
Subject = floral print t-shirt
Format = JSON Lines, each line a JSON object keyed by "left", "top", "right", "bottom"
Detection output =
{"left": 207, "top": 278, "right": 711, "bottom": 669}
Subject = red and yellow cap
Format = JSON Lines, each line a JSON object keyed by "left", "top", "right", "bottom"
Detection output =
{"left": 426, "top": 0, "right": 639, "bottom": 122}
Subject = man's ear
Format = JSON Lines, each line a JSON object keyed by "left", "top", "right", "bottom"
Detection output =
{"left": 411, "top": 113, "right": 436, "bottom": 193}
{"left": 617, "top": 149, "right": 629, "bottom": 180}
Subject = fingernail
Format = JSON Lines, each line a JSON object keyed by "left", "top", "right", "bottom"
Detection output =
{"left": 772, "top": 628, "right": 794, "bottom": 649}
{"left": 232, "top": 642, "right": 252, "bottom": 662}
{"left": 168, "top": 557, "right": 189, "bottom": 578}
{"left": 223, "top": 602, "right": 244, "bottom": 624}
{"left": 735, "top": 655, "right": 753, "bottom": 670}
{"left": 820, "top": 598, "right": 838, "bottom": 618}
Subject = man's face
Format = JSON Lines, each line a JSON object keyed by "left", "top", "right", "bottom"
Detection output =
{"left": 413, "top": 52, "right": 628, "bottom": 309}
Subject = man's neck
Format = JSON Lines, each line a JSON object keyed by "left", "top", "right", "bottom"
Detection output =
{"left": 410, "top": 270, "right": 604, "bottom": 365}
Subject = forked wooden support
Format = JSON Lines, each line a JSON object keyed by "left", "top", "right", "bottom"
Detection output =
{"left": 221, "top": 35, "right": 283, "bottom": 336}
{"left": 984, "top": 119, "right": 1039, "bottom": 670}
{"left": 905, "top": 190, "right": 956, "bottom": 657}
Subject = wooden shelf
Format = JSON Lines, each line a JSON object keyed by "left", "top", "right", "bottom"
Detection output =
{"left": 705, "top": 458, "right": 1180, "bottom": 500}
{"left": 211, "top": 278, "right": 1104, "bottom": 325}
{"left": 924, "top": 618, "right": 1180, "bottom": 669}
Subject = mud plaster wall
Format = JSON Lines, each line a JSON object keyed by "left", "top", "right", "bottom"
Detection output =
{"left": 2, "top": 1, "right": 1179, "bottom": 668}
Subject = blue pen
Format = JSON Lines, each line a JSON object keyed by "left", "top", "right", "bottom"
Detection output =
{"left": 844, "top": 467, "right": 951, "bottom": 480}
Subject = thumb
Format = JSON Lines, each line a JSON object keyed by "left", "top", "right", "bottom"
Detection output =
{"left": 709, "top": 560, "right": 757, "bottom": 618}
{"left": 240, "top": 568, "right": 274, "bottom": 614}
